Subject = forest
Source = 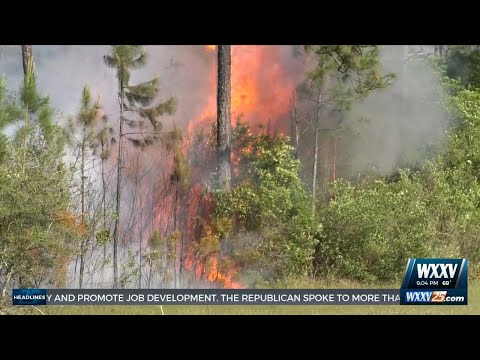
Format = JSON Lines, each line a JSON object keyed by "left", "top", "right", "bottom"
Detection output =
{"left": 0, "top": 45, "right": 479, "bottom": 299}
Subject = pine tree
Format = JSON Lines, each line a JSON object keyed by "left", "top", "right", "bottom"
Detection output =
{"left": 17, "top": 58, "right": 56, "bottom": 173}
{"left": 303, "top": 45, "right": 395, "bottom": 214}
{"left": 0, "top": 61, "right": 74, "bottom": 293}
{"left": 103, "top": 45, "right": 176, "bottom": 288}
{"left": 94, "top": 115, "right": 113, "bottom": 262}
{"left": 217, "top": 45, "right": 232, "bottom": 190}
{"left": 65, "top": 85, "right": 101, "bottom": 288}
{"left": 164, "top": 125, "right": 189, "bottom": 288}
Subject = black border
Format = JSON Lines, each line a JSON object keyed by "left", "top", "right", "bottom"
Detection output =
{"left": 2, "top": 7, "right": 479, "bottom": 44}
{"left": 3, "top": 314, "right": 477, "bottom": 345}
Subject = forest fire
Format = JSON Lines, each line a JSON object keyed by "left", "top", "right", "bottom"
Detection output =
{"left": 181, "top": 46, "right": 305, "bottom": 289}
{"left": 187, "top": 45, "right": 301, "bottom": 137}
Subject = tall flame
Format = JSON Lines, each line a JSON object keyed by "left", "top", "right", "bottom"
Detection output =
{"left": 188, "top": 45, "right": 301, "bottom": 137}
{"left": 184, "top": 45, "right": 304, "bottom": 288}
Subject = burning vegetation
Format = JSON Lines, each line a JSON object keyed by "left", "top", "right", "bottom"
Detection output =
{"left": 3, "top": 45, "right": 480, "bottom": 293}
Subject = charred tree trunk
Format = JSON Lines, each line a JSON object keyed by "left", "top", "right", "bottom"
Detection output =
{"left": 217, "top": 45, "right": 232, "bottom": 190}
{"left": 21, "top": 45, "right": 33, "bottom": 77}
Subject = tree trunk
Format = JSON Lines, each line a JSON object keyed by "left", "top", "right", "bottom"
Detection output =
{"left": 290, "top": 91, "right": 300, "bottom": 158}
{"left": 332, "top": 135, "right": 337, "bottom": 183}
{"left": 435, "top": 45, "right": 444, "bottom": 57}
{"left": 217, "top": 45, "right": 232, "bottom": 190}
{"left": 402, "top": 45, "right": 409, "bottom": 113}
{"left": 112, "top": 80, "right": 125, "bottom": 288}
{"left": 21, "top": 45, "right": 33, "bottom": 77}
{"left": 311, "top": 89, "right": 323, "bottom": 216}
{"left": 101, "top": 139, "right": 107, "bottom": 262}
{"left": 139, "top": 196, "right": 143, "bottom": 289}
{"left": 21, "top": 45, "right": 32, "bottom": 174}
{"left": 79, "top": 124, "right": 86, "bottom": 288}
{"left": 312, "top": 121, "right": 319, "bottom": 216}
{"left": 173, "top": 185, "right": 178, "bottom": 289}
{"left": 180, "top": 184, "right": 189, "bottom": 281}
{"left": 332, "top": 135, "right": 337, "bottom": 199}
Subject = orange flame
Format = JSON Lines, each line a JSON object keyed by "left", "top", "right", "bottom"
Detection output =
{"left": 206, "top": 255, "right": 243, "bottom": 289}
{"left": 188, "top": 45, "right": 300, "bottom": 137}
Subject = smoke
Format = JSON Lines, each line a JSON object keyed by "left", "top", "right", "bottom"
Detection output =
{"left": 0, "top": 45, "right": 217, "bottom": 131}
{"left": 0, "top": 45, "right": 448, "bottom": 177}
{"left": 341, "top": 45, "right": 449, "bottom": 175}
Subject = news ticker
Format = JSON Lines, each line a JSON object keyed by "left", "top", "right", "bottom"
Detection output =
{"left": 12, "top": 289, "right": 401, "bottom": 305}
{"left": 10, "top": 258, "right": 469, "bottom": 306}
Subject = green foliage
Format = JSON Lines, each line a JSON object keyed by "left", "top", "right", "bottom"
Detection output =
{"left": 0, "top": 71, "right": 77, "bottom": 291}
{"left": 119, "top": 248, "right": 139, "bottom": 289}
{"left": 143, "top": 229, "right": 181, "bottom": 286}
{"left": 103, "top": 45, "right": 146, "bottom": 86}
{"left": 165, "top": 127, "right": 190, "bottom": 193}
{"left": 0, "top": 77, "right": 20, "bottom": 133}
{"left": 212, "top": 126, "right": 316, "bottom": 280}
{"left": 313, "top": 82, "right": 480, "bottom": 283}
{"left": 6, "top": 58, "right": 63, "bottom": 152}
{"left": 149, "top": 229, "right": 161, "bottom": 249}
{"left": 104, "top": 45, "right": 177, "bottom": 145}
{"left": 95, "top": 228, "right": 110, "bottom": 246}
{"left": 79, "top": 85, "right": 100, "bottom": 127}
{"left": 0, "top": 122, "right": 78, "bottom": 288}
{"left": 316, "top": 174, "right": 433, "bottom": 282}
{"left": 18, "top": 59, "right": 55, "bottom": 142}
{"left": 304, "top": 45, "right": 395, "bottom": 109}
{"left": 443, "top": 88, "right": 480, "bottom": 179}
{"left": 66, "top": 84, "right": 102, "bottom": 148}
{"left": 20, "top": 60, "right": 49, "bottom": 113}
{"left": 443, "top": 46, "right": 480, "bottom": 89}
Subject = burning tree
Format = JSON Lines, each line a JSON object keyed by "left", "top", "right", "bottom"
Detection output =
{"left": 103, "top": 45, "right": 177, "bottom": 288}
{"left": 216, "top": 45, "right": 232, "bottom": 190}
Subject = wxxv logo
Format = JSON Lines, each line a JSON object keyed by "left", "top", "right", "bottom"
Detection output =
{"left": 400, "top": 258, "right": 468, "bottom": 305}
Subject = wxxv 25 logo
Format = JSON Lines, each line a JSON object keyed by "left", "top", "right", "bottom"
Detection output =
{"left": 400, "top": 258, "right": 468, "bottom": 305}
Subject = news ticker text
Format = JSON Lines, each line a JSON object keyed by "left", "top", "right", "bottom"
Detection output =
{"left": 12, "top": 289, "right": 401, "bottom": 305}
